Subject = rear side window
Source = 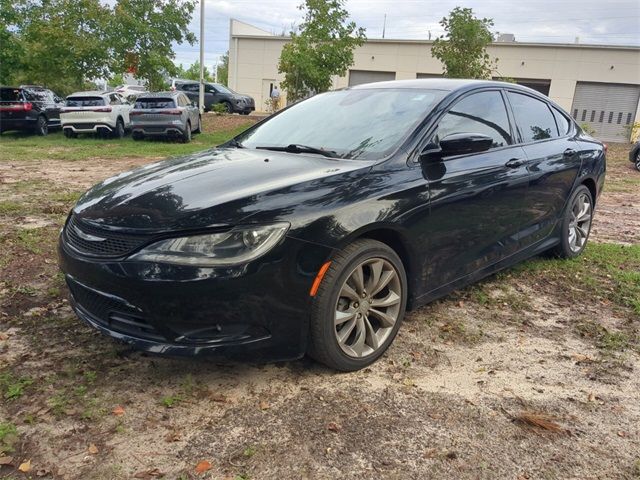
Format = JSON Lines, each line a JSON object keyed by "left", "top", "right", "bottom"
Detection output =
{"left": 134, "top": 98, "right": 176, "bottom": 109}
{"left": 66, "top": 97, "right": 106, "bottom": 107}
{"left": 508, "top": 92, "right": 559, "bottom": 142}
{"left": 180, "top": 83, "right": 199, "bottom": 92}
{"left": 552, "top": 107, "right": 571, "bottom": 136}
{"left": 435, "top": 90, "right": 513, "bottom": 148}
{"left": 24, "top": 89, "right": 52, "bottom": 102}
{"left": 0, "top": 88, "right": 23, "bottom": 102}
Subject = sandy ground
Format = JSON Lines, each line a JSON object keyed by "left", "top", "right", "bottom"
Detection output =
{"left": 0, "top": 132, "right": 638, "bottom": 479}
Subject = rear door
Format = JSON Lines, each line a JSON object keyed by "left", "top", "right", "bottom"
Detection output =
{"left": 419, "top": 89, "right": 530, "bottom": 291}
{"left": 505, "top": 91, "right": 582, "bottom": 248}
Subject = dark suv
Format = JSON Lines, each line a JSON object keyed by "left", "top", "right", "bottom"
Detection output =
{"left": 0, "top": 85, "right": 64, "bottom": 135}
{"left": 171, "top": 80, "right": 255, "bottom": 114}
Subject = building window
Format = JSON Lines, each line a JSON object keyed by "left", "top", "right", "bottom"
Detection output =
{"left": 581, "top": 109, "right": 587, "bottom": 121}
{"left": 617, "top": 112, "right": 623, "bottom": 124}
{"left": 627, "top": 113, "right": 633, "bottom": 125}
{"left": 608, "top": 112, "right": 614, "bottom": 123}
{"left": 573, "top": 109, "right": 578, "bottom": 119}
{"left": 590, "top": 110, "right": 596, "bottom": 122}
{"left": 599, "top": 111, "right": 604, "bottom": 123}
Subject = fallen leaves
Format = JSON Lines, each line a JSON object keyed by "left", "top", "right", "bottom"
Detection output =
{"left": 327, "top": 421, "right": 342, "bottom": 432}
{"left": 0, "top": 456, "right": 13, "bottom": 465}
{"left": 112, "top": 405, "right": 125, "bottom": 416}
{"left": 133, "top": 468, "right": 165, "bottom": 479}
{"left": 258, "top": 400, "right": 270, "bottom": 410}
{"left": 87, "top": 443, "right": 99, "bottom": 455}
{"left": 195, "top": 460, "right": 212, "bottom": 474}
{"left": 514, "top": 411, "right": 564, "bottom": 433}
{"left": 18, "top": 459, "right": 31, "bottom": 473}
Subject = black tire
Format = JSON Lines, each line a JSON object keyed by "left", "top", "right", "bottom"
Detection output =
{"left": 240, "top": 111, "right": 249, "bottom": 116}
{"left": 551, "top": 185, "right": 594, "bottom": 259}
{"left": 193, "top": 115, "right": 202, "bottom": 134}
{"left": 63, "top": 129, "right": 77, "bottom": 139}
{"left": 132, "top": 131, "right": 144, "bottom": 141}
{"left": 635, "top": 151, "right": 640, "bottom": 171}
{"left": 35, "top": 115, "right": 48, "bottom": 136}
{"left": 223, "top": 101, "right": 233, "bottom": 113}
{"left": 113, "top": 118, "right": 125, "bottom": 139}
{"left": 181, "top": 122, "right": 192, "bottom": 143}
{"left": 308, "top": 239, "right": 407, "bottom": 371}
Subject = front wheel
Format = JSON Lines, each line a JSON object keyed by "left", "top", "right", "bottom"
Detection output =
{"left": 63, "top": 129, "right": 77, "bottom": 139}
{"left": 551, "top": 185, "right": 593, "bottom": 258}
{"left": 308, "top": 239, "right": 407, "bottom": 371}
{"left": 635, "top": 151, "right": 640, "bottom": 171}
{"left": 113, "top": 118, "right": 125, "bottom": 139}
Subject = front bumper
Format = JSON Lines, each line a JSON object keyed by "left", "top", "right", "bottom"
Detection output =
{"left": 58, "top": 232, "right": 332, "bottom": 360}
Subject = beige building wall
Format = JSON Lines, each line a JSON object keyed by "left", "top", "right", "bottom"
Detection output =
{"left": 228, "top": 21, "right": 640, "bottom": 121}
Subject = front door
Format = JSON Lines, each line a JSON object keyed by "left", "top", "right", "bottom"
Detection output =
{"left": 416, "top": 89, "right": 530, "bottom": 292}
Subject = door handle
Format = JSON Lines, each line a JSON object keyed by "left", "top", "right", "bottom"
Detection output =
{"left": 505, "top": 158, "right": 525, "bottom": 168}
{"left": 563, "top": 148, "right": 577, "bottom": 157}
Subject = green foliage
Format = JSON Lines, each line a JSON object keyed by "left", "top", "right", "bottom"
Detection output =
{"left": 211, "top": 103, "right": 227, "bottom": 115}
{"left": 108, "top": 73, "right": 125, "bottom": 87}
{"left": 217, "top": 51, "right": 229, "bottom": 86}
{"left": 0, "top": 422, "right": 18, "bottom": 455}
{"left": 176, "top": 61, "right": 214, "bottom": 82}
{"left": 0, "top": 373, "right": 34, "bottom": 400}
{"left": 432, "top": 7, "right": 496, "bottom": 79}
{"left": 0, "top": 0, "right": 196, "bottom": 94}
{"left": 580, "top": 122, "right": 597, "bottom": 136}
{"left": 278, "top": 0, "right": 366, "bottom": 102}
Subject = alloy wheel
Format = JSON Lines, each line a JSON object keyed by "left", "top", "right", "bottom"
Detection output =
{"left": 334, "top": 258, "right": 402, "bottom": 358}
{"left": 568, "top": 191, "right": 592, "bottom": 253}
{"left": 37, "top": 116, "right": 48, "bottom": 136}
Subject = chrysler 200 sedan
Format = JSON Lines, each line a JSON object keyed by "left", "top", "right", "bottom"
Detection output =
{"left": 58, "top": 79, "right": 605, "bottom": 371}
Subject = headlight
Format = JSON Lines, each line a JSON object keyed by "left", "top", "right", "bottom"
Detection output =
{"left": 127, "top": 223, "right": 289, "bottom": 266}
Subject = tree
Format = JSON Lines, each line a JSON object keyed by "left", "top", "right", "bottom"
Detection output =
{"left": 431, "top": 7, "right": 496, "bottom": 79}
{"left": 176, "top": 61, "right": 214, "bottom": 82}
{"left": 278, "top": 0, "right": 365, "bottom": 102}
{"left": 0, "top": 0, "right": 196, "bottom": 94}
{"left": 107, "top": 0, "right": 197, "bottom": 90}
{"left": 216, "top": 51, "right": 229, "bottom": 86}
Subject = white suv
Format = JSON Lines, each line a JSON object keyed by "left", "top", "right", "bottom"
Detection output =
{"left": 61, "top": 91, "right": 132, "bottom": 138}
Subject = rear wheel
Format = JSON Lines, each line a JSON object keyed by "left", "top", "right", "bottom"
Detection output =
{"left": 35, "top": 115, "right": 48, "bottom": 136}
{"left": 551, "top": 185, "right": 593, "bottom": 258}
{"left": 113, "top": 118, "right": 125, "bottom": 139}
{"left": 193, "top": 115, "right": 202, "bottom": 134}
{"left": 181, "top": 122, "right": 192, "bottom": 143}
{"left": 308, "top": 239, "right": 407, "bottom": 371}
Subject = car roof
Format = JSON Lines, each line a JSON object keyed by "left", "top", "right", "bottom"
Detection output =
{"left": 67, "top": 91, "right": 112, "bottom": 97}
{"left": 350, "top": 78, "right": 532, "bottom": 93}
{"left": 135, "top": 91, "right": 180, "bottom": 98}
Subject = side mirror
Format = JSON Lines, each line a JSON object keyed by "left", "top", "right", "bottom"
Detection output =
{"left": 439, "top": 133, "right": 494, "bottom": 157}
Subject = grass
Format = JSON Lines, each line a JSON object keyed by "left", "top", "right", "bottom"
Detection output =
{"left": 0, "top": 422, "right": 18, "bottom": 455}
{"left": 0, "top": 125, "right": 251, "bottom": 162}
{"left": 16, "top": 228, "right": 45, "bottom": 254}
{"left": 0, "top": 372, "right": 34, "bottom": 400}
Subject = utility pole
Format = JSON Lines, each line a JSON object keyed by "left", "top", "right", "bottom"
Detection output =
{"left": 198, "top": 0, "right": 205, "bottom": 114}
{"left": 382, "top": 14, "right": 386, "bottom": 39}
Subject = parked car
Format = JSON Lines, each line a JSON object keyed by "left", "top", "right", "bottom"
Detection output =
{"left": 630, "top": 140, "right": 640, "bottom": 171}
{"left": 61, "top": 91, "right": 132, "bottom": 138}
{"left": 0, "top": 85, "right": 64, "bottom": 135}
{"left": 171, "top": 79, "right": 255, "bottom": 114}
{"left": 114, "top": 84, "right": 147, "bottom": 97}
{"left": 130, "top": 92, "right": 201, "bottom": 143}
{"left": 58, "top": 79, "right": 605, "bottom": 371}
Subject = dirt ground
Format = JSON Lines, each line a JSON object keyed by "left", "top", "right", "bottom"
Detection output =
{"left": 0, "top": 126, "right": 639, "bottom": 479}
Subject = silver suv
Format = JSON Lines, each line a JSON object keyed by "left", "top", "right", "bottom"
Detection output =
{"left": 130, "top": 92, "right": 201, "bottom": 143}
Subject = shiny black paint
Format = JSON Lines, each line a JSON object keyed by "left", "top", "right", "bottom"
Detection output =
{"left": 58, "top": 79, "right": 606, "bottom": 360}
{"left": 0, "top": 86, "right": 63, "bottom": 133}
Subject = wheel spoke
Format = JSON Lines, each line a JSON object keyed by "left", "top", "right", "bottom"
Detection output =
{"left": 577, "top": 212, "right": 591, "bottom": 223}
{"left": 340, "top": 283, "right": 359, "bottom": 301}
{"left": 350, "top": 265, "right": 365, "bottom": 295}
{"left": 337, "top": 318, "right": 357, "bottom": 344}
{"left": 335, "top": 310, "right": 356, "bottom": 326}
{"left": 367, "top": 260, "right": 384, "bottom": 293}
{"left": 363, "top": 315, "right": 379, "bottom": 351}
{"left": 371, "top": 291, "right": 400, "bottom": 308}
{"left": 371, "top": 270, "right": 395, "bottom": 296}
{"left": 368, "top": 307, "right": 396, "bottom": 328}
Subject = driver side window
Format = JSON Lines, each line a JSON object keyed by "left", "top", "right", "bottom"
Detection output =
{"left": 435, "top": 91, "right": 513, "bottom": 149}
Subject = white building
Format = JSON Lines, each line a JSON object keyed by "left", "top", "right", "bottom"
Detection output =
{"left": 228, "top": 19, "right": 640, "bottom": 142}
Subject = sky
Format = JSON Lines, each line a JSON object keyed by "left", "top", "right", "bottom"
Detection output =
{"left": 173, "top": 0, "right": 640, "bottom": 69}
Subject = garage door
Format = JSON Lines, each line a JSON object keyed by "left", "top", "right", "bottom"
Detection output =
{"left": 348, "top": 70, "right": 395, "bottom": 87}
{"left": 571, "top": 82, "right": 640, "bottom": 142}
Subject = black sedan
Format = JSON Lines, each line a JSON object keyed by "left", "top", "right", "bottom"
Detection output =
{"left": 172, "top": 80, "right": 255, "bottom": 114}
{"left": 630, "top": 140, "right": 640, "bottom": 171}
{"left": 58, "top": 79, "right": 605, "bottom": 371}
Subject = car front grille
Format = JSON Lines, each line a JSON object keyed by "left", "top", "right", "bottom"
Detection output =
{"left": 67, "top": 279, "right": 165, "bottom": 342}
{"left": 64, "top": 214, "right": 150, "bottom": 258}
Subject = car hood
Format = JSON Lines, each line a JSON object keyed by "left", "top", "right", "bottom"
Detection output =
{"left": 73, "top": 148, "right": 372, "bottom": 231}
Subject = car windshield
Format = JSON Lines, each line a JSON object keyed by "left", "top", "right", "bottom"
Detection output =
{"left": 213, "top": 84, "right": 233, "bottom": 95}
{"left": 238, "top": 88, "right": 446, "bottom": 160}
{"left": 0, "top": 88, "right": 22, "bottom": 102}
{"left": 134, "top": 98, "right": 175, "bottom": 109}
{"left": 66, "top": 97, "right": 105, "bottom": 107}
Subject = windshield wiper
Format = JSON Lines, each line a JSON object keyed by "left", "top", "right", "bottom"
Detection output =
{"left": 255, "top": 144, "right": 338, "bottom": 158}
{"left": 222, "top": 138, "right": 245, "bottom": 149}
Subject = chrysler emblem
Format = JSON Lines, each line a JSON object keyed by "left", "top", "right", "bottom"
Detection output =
{"left": 73, "top": 225, "right": 106, "bottom": 242}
